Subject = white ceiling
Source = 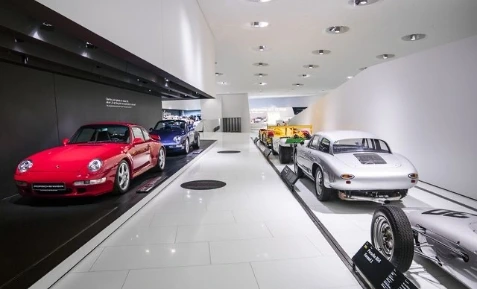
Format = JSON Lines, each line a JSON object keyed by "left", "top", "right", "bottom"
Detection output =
{"left": 197, "top": 0, "right": 477, "bottom": 99}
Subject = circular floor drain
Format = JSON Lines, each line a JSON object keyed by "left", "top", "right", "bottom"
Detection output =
{"left": 181, "top": 180, "right": 227, "bottom": 190}
{"left": 217, "top": 150, "right": 241, "bottom": 154}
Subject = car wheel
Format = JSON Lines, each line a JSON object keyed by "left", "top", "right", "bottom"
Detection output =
{"left": 278, "top": 145, "right": 292, "bottom": 164}
{"left": 294, "top": 152, "right": 304, "bottom": 178}
{"left": 193, "top": 135, "right": 200, "bottom": 149}
{"left": 184, "top": 138, "right": 190, "bottom": 154}
{"left": 314, "top": 168, "right": 331, "bottom": 201}
{"left": 157, "top": 147, "right": 166, "bottom": 171}
{"left": 399, "top": 189, "right": 408, "bottom": 199}
{"left": 371, "top": 206, "right": 414, "bottom": 273}
{"left": 113, "top": 160, "right": 130, "bottom": 195}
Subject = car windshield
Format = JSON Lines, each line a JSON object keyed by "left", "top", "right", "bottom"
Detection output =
{"left": 69, "top": 125, "right": 130, "bottom": 144}
{"left": 154, "top": 120, "right": 186, "bottom": 131}
{"left": 333, "top": 138, "right": 391, "bottom": 154}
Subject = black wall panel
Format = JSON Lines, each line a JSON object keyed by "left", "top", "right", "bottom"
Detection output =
{"left": 0, "top": 62, "right": 162, "bottom": 199}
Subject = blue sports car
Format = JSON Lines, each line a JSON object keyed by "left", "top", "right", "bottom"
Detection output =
{"left": 149, "top": 120, "right": 200, "bottom": 154}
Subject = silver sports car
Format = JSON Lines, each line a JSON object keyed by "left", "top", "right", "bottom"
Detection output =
{"left": 294, "top": 130, "right": 418, "bottom": 202}
{"left": 371, "top": 206, "right": 477, "bottom": 289}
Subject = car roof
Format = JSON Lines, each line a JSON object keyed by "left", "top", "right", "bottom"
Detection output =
{"left": 313, "top": 130, "right": 379, "bottom": 143}
{"left": 83, "top": 122, "right": 137, "bottom": 127}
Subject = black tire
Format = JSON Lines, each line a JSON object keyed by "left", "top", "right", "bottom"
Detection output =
{"left": 183, "top": 138, "right": 190, "bottom": 154}
{"left": 294, "top": 152, "right": 304, "bottom": 178}
{"left": 399, "top": 189, "right": 408, "bottom": 199}
{"left": 278, "top": 145, "right": 292, "bottom": 164}
{"left": 371, "top": 206, "right": 414, "bottom": 273}
{"left": 156, "top": 147, "right": 166, "bottom": 172}
{"left": 192, "top": 134, "right": 200, "bottom": 149}
{"left": 112, "top": 160, "right": 131, "bottom": 195}
{"left": 272, "top": 146, "right": 278, "bottom": 155}
{"left": 314, "top": 167, "right": 332, "bottom": 201}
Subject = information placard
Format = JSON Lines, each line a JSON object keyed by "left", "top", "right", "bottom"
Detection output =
{"left": 280, "top": 165, "right": 298, "bottom": 187}
{"left": 352, "top": 242, "right": 417, "bottom": 289}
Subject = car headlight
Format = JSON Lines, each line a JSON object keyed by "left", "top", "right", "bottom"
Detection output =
{"left": 173, "top": 136, "right": 182, "bottom": 143}
{"left": 18, "top": 160, "right": 33, "bottom": 173}
{"left": 88, "top": 159, "right": 103, "bottom": 172}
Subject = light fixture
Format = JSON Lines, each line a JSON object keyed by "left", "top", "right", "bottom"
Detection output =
{"left": 258, "top": 82, "right": 267, "bottom": 86}
{"left": 248, "top": 0, "right": 273, "bottom": 2}
{"left": 299, "top": 74, "right": 311, "bottom": 78}
{"left": 349, "top": 0, "right": 379, "bottom": 6}
{"left": 293, "top": 83, "right": 304, "bottom": 87}
{"left": 326, "top": 26, "right": 349, "bottom": 34}
{"left": 217, "top": 81, "right": 228, "bottom": 85}
{"left": 254, "top": 73, "right": 268, "bottom": 77}
{"left": 303, "top": 64, "right": 319, "bottom": 69}
{"left": 85, "top": 42, "right": 97, "bottom": 49}
{"left": 312, "top": 49, "right": 331, "bottom": 55}
{"left": 251, "top": 21, "right": 269, "bottom": 28}
{"left": 215, "top": 72, "right": 223, "bottom": 76}
{"left": 259, "top": 45, "right": 266, "bottom": 51}
{"left": 376, "top": 54, "right": 395, "bottom": 60}
{"left": 254, "top": 62, "right": 269, "bottom": 67}
{"left": 347, "top": 76, "right": 354, "bottom": 79}
{"left": 402, "top": 33, "right": 426, "bottom": 41}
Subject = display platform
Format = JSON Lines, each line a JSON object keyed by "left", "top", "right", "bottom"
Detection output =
{"left": 0, "top": 140, "right": 215, "bottom": 289}
{"left": 255, "top": 138, "right": 476, "bottom": 289}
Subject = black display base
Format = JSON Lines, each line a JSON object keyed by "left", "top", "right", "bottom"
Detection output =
{"left": 352, "top": 242, "right": 417, "bottom": 289}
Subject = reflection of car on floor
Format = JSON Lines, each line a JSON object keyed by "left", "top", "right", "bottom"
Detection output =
{"left": 371, "top": 206, "right": 477, "bottom": 289}
{"left": 294, "top": 130, "right": 418, "bottom": 202}
{"left": 15, "top": 122, "right": 166, "bottom": 198}
{"left": 149, "top": 120, "right": 200, "bottom": 154}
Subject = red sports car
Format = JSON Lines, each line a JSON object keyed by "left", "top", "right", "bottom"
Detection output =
{"left": 14, "top": 122, "right": 166, "bottom": 198}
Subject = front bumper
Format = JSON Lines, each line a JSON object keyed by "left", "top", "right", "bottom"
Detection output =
{"left": 14, "top": 171, "right": 114, "bottom": 198}
{"left": 162, "top": 142, "right": 185, "bottom": 151}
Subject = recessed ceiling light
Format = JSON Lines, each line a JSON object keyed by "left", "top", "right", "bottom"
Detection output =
{"left": 258, "top": 82, "right": 267, "bottom": 86}
{"left": 303, "top": 64, "right": 319, "bottom": 69}
{"left": 326, "top": 26, "right": 349, "bottom": 34}
{"left": 251, "top": 21, "right": 269, "bottom": 28}
{"left": 402, "top": 33, "right": 426, "bottom": 41}
{"left": 248, "top": 0, "right": 273, "bottom": 2}
{"left": 254, "top": 73, "right": 268, "bottom": 77}
{"left": 215, "top": 72, "right": 223, "bottom": 76}
{"left": 217, "top": 81, "right": 228, "bottom": 85}
{"left": 85, "top": 42, "right": 97, "bottom": 49}
{"left": 254, "top": 62, "right": 269, "bottom": 67}
{"left": 347, "top": 76, "right": 354, "bottom": 79}
{"left": 312, "top": 49, "right": 331, "bottom": 55}
{"left": 349, "top": 0, "right": 379, "bottom": 6}
{"left": 299, "top": 74, "right": 311, "bottom": 78}
{"left": 259, "top": 45, "right": 266, "bottom": 51}
{"left": 376, "top": 54, "right": 395, "bottom": 60}
{"left": 293, "top": 83, "right": 304, "bottom": 87}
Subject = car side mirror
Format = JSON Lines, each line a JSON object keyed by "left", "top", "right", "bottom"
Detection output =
{"left": 150, "top": 134, "right": 160, "bottom": 141}
{"left": 62, "top": 138, "right": 69, "bottom": 146}
{"left": 133, "top": 138, "right": 144, "bottom": 145}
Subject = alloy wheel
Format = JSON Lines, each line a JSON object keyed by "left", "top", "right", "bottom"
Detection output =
{"left": 159, "top": 148, "right": 166, "bottom": 169}
{"left": 118, "top": 162, "right": 130, "bottom": 190}
{"left": 315, "top": 170, "right": 323, "bottom": 196}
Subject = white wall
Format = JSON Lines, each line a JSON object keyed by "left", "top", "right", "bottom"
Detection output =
{"left": 290, "top": 35, "right": 477, "bottom": 199}
{"left": 249, "top": 96, "right": 320, "bottom": 109}
{"left": 220, "top": 93, "right": 251, "bottom": 133}
{"left": 37, "top": 0, "right": 216, "bottom": 97}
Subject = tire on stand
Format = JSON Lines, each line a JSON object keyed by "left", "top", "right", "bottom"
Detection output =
{"left": 371, "top": 205, "right": 414, "bottom": 273}
{"left": 113, "top": 160, "right": 131, "bottom": 195}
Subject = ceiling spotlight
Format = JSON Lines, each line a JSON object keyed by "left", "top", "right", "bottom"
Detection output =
{"left": 218, "top": 81, "right": 228, "bottom": 85}
{"left": 402, "top": 33, "right": 426, "bottom": 41}
{"left": 254, "top": 62, "right": 269, "bottom": 67}
{"left": 251, "top": 21, "right": 269, "bottom": 28}
{"left": 215, "top": 72, "right": 223, "bottom": 76}
{"left": 299, "top": 74, "right": 311, "bottom": 78}
{"left": 303, "top": 64, "right": 319, "bottom": 69}
{"left": 254, "top": 73, "right": 268, "bottom": 77}
{"left": 248, "top": 0, "right": 273, "bottom": 2}
{"left": 347, "top": 76, "right": 354, "bottom": 79}
{"left": 258, "top": 82, "right": 267, "bottom": 86}
{"left": 377, "top": 53, "right": 395, "bottom": 60}
{"left": 259, "top": 45, "right": 266, "bottom": 51}
{"left": 85, "top": 42, "right": 97, "bottom": 49}
{"left": 326, "top": 26, "right": 349, "bottom": 34}
{"left": 312, "top": 49, "right": 331, "bottom": 55}
{"left": 350, "top": 0, "right": 379, "bottom": 5}
{"left": 293, "top": 83, "right": 304, "bottom": 87}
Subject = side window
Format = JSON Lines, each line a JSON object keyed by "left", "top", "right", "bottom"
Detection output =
{"left": 132, "top": 127, "right": 145, "bottom": 141}
{"left": 309, "top": 136, "right": 320, "bottom": 150}
{"left": 318, "top": 138, "right": 331, "bottom": 153}
{"left": 141, "top": 128, "right": 151, "bottom": 141}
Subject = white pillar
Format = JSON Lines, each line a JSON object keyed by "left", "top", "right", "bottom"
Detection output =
{"left": 219, "top": 93, "right": 250, "bottom": 133}
{"left": 200, "top": 95, "right": 222, "bottom": 132}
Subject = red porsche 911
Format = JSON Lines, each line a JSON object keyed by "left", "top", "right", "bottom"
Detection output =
{"left": 14, "top": 122, "right": 166, "bottom": 198}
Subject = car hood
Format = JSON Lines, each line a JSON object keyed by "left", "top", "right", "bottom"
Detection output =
{"left": 151, "top": 130, "right": 185, "bottom": 142}
{"left": 28, "top": 144, "right": 124, "bottom": 172}
{"left": 334, "top": 152, "right": 402, "bottom": 168}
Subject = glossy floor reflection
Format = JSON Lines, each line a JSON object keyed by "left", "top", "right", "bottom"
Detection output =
{"left": 262, "top": 140, "right": 477, "bottom": 289}
{"left": 48, "top": 133, "right": 361, "bottom": 289}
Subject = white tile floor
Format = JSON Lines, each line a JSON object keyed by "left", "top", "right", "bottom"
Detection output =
{"left": 265, "top": 141, "right": 477, "bottom": 289}
{"left": 50, "top": 133, "right": 361, "bottom": 289}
